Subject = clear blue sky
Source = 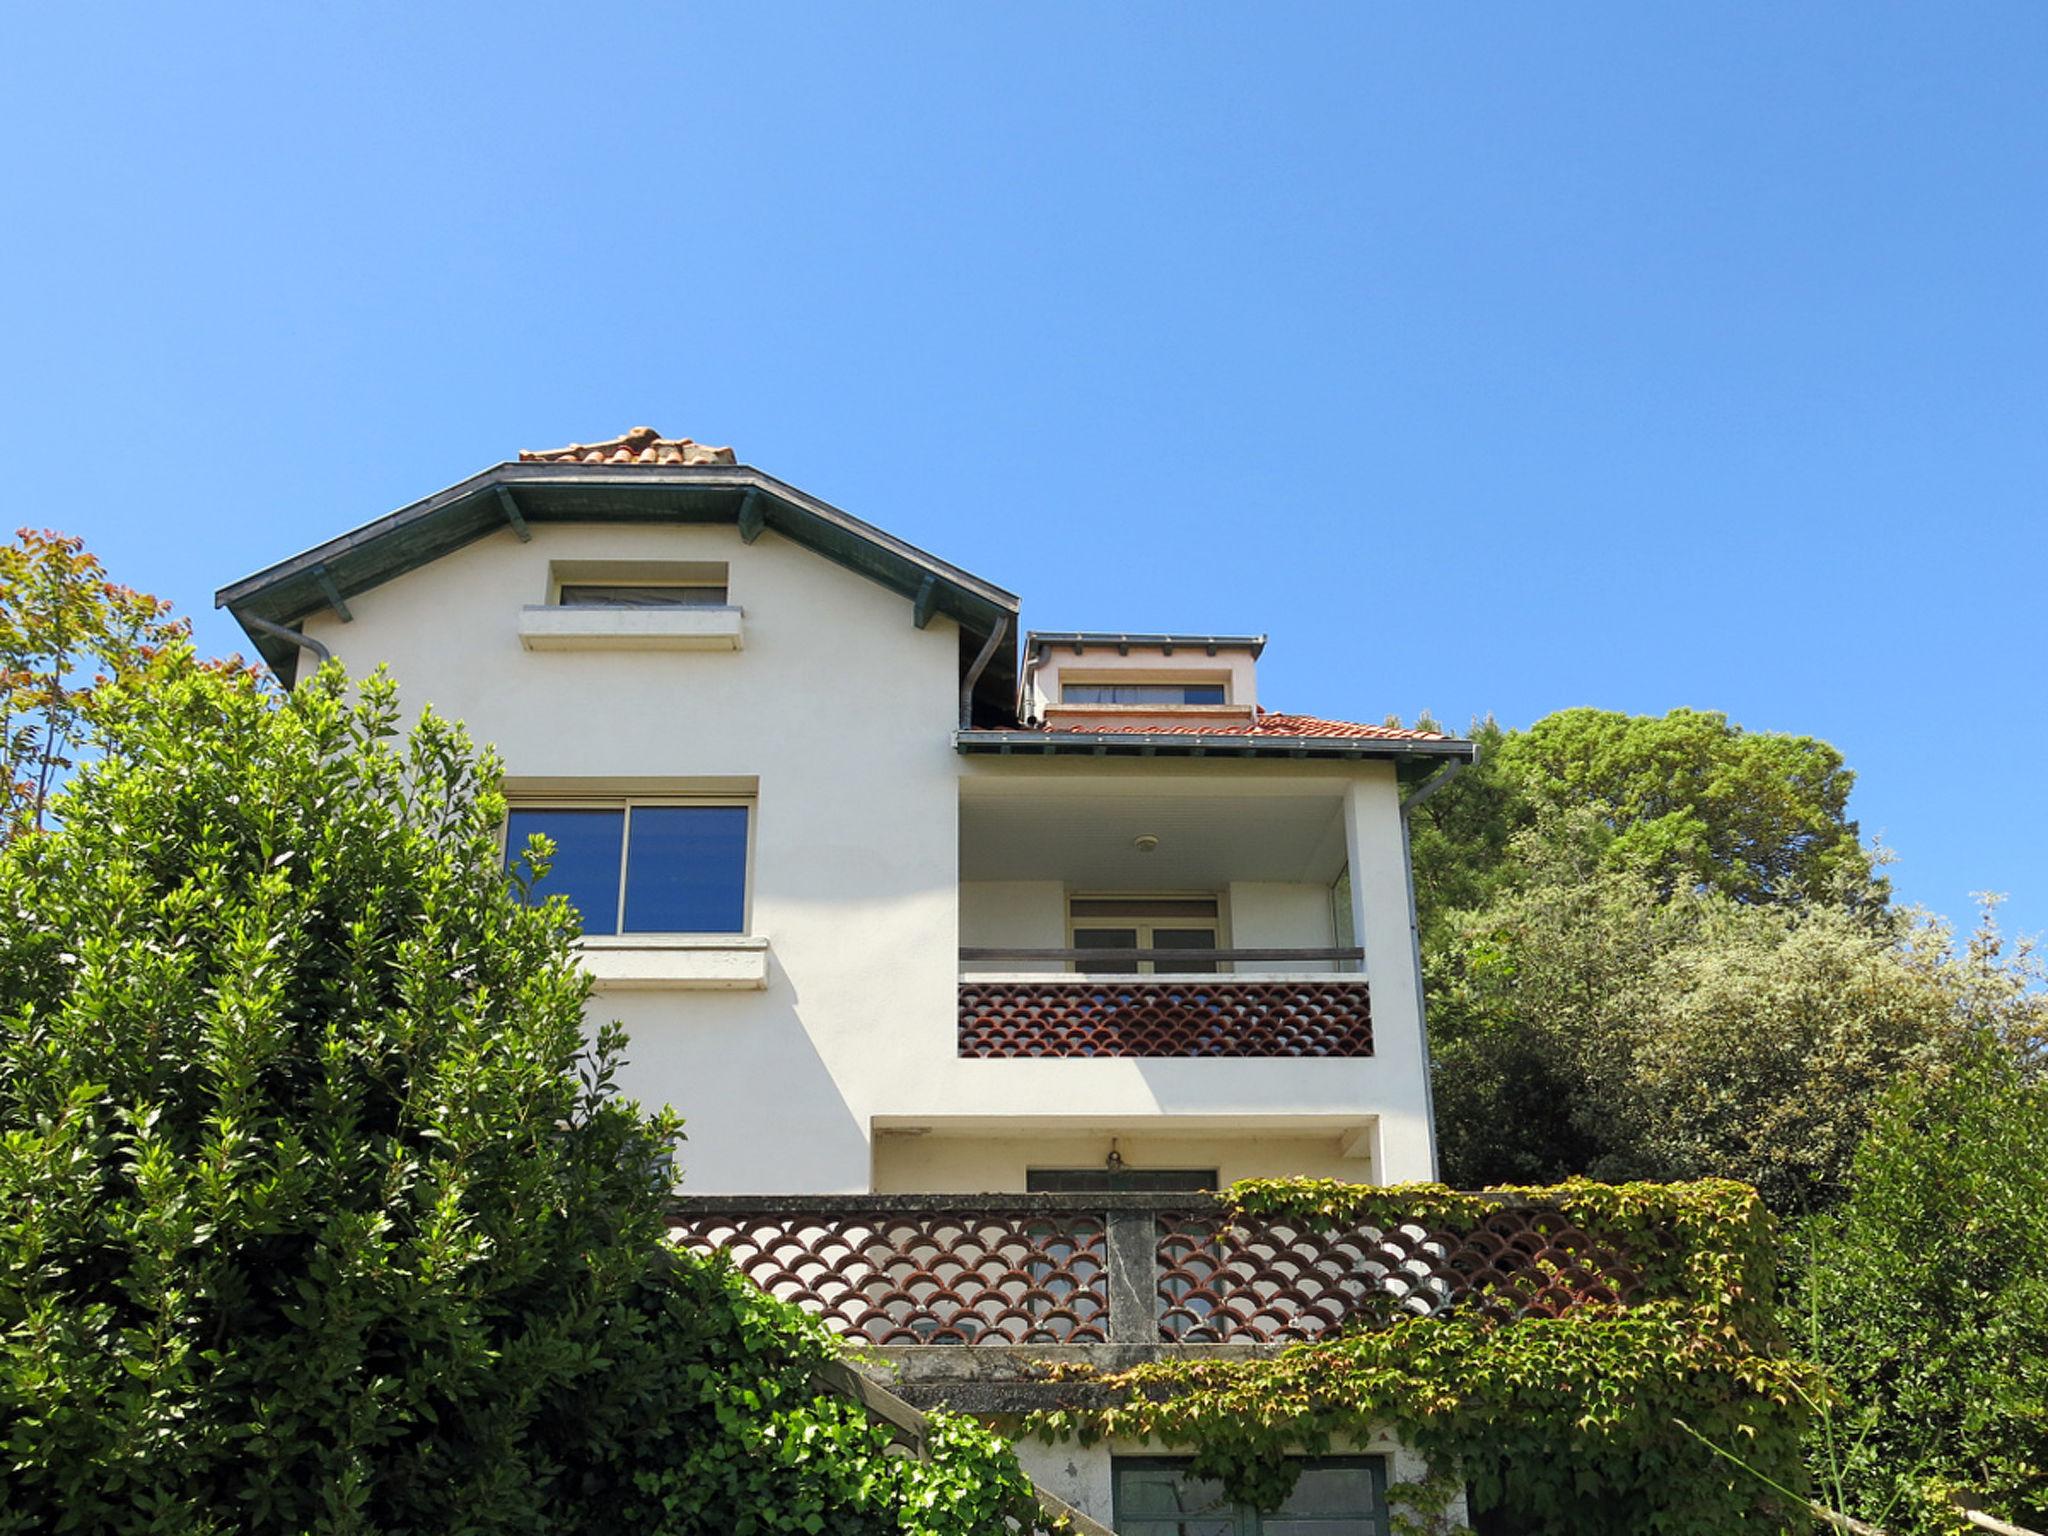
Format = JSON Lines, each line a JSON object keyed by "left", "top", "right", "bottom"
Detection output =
{"left": 3, "top": 6, "right": 2042, "bottom": 938}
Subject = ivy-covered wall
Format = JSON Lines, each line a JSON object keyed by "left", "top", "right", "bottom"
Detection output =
{"left": 1016, "top": 1177, "right": 1804, "bottom": 1536}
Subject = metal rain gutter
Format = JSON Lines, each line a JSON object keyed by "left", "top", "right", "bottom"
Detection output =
{"left": 959, "top": 614, "right": 1010, "bottom": 729}
{"left": 954, "top": 729, "right": 1476, "bottom": 761}
{"left": 240, "top": 613, "right": 332, "bottom": 681}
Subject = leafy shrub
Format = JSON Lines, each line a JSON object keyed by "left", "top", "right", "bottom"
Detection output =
{"left": 1426, "top": 816, "right": 2038, "bottom": 1209}
{"left": 1797, "top": 1041, "right": 2048, "bottom": 1533}
{"left": 0, "top": 659, "right": 1039, "bottom": 1535}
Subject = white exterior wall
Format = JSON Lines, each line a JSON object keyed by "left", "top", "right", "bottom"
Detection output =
{"left": 958, "top": 881, "right": 1065, "bottom": 975}
{"left": 304, "top": 521, "right": 960, "bottom": 1194}
{"left": 1225, "top": 881, "right": 1339, "bottom": 974}
{"left": 1345, "top": 776, "right": 1436, "bottom": 1180}
{"left": 873, "top": 1127, "right": 1372, "bottom": 1191}
{"left": 300, "top": 521, "right": 1440, "bottom": 1191}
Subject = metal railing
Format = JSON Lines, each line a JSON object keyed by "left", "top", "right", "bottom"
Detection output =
{"left": 958, "top": 945, "right": 1365, "bottom": 973}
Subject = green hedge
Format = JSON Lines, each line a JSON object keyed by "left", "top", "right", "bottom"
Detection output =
{"left": 0, "top": 659, "right": 1039, "bottom": 1535}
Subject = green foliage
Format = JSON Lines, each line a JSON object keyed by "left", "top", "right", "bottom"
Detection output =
{"left": 1425, "top": 836, "right": 2021, "bottom": 1209}
{"left": 1795, "top": 1043, "right": 2048, "bottom": 1534}
{"left": 1029, "top": 1179, "right": 1804, "bottom": 1536}
{"left": 556, "top": 1249, "right": 1049, "bottom": 1536}
{"left": 0, "top": 527, "right": 188, "bottom": 845}
{"left": 1412, "top": 707, "right": 1871, "bottom": 917}
{"left": 0, "top": 658, "right": 1041, "bottom": 1535}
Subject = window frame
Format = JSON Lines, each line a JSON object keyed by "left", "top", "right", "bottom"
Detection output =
{"left": 1111, "top": 1456, "right": 1390, "bottom": 1536}
{"left": 553, "top": 581, "right": 732, "bottom": 609}
{"left": 1067, "top": 892, "right": 1225, "bottom": 975}
{"left": 504, "top": 796, "right": 755, "bottom": 938}
{"left": 1059, "top": 680, "right": 1230, "bottom": 706}
{"left": 544, "top": 559, "right": 734, "bottom": 611}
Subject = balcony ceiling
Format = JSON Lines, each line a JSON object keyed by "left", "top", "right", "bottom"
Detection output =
{"left": 959, "top": 792, "right": 1348, "bottom": 886}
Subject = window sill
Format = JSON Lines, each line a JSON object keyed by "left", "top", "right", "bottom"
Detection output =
{"left": 518, "top": 605, "right": 744, "bottom": 652}
{"left": 579, "top": 935, "right": 768, "bottom": 991}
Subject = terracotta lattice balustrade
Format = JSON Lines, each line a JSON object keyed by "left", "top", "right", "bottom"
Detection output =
{"left": 955, "top": 978, "right": 1374, "bottom": 1058}
{"left": 668, "top": 1193, "right": 1648, "bottom": 1349}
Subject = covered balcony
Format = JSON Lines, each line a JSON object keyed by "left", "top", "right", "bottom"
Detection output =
{"left": 957, "top": 777, "right": 1378, "bottom": 1062}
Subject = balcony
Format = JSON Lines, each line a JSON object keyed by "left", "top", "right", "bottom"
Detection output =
{"left": 668, "top": 1191, "right": 1646, "bottom": 1361}
{"left": 956, "top": 948, "right": 1370, "bottom": 1058}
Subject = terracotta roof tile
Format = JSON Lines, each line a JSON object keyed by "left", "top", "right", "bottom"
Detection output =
{"left": 1042, "top": 710, "right": 1450, "bottom": 741}
{"left": 518, "top": 426, "right": 736, "bottom": 467}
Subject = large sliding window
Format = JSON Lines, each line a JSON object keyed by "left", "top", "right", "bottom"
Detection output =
{"left": 1114, "top": 1459, "right": 1388, "bottom": 1536}
{"left": 506, "top": 802, "right": 750, "bottom": 935}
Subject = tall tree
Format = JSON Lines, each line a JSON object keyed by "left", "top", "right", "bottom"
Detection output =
{"left": 1407, "top": 707, "right": 1875, "bottom": 945}
{"left": 1427, "top": 810, "right": 2039, "bottom": 1209}
{"left": 0, "top": 528, "right": 186, "bottom": 845}
{"left": 1495, "top": 707, "right": 1871, "bottom": 904}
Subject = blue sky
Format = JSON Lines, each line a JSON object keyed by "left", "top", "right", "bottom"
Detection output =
{"left": 3, "top": 5, "right": 2043, "bottom": 938}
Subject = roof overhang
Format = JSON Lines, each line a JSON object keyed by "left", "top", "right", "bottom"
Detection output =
{"left": 954, "top": 728, "right": 1476, "bottom": 776}
{"left": 215, "top": 461, "right": 1020, "bottom": 710}
{"left": 1025, "top": 630, "right": 1267, "bottom": 659}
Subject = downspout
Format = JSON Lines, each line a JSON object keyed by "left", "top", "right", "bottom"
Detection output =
{"left": 1397, "top": 754, "right": 1466, "bottom": 1181}
{"left": 240, "top": 613, "right": 332, "bottom": 684}
{"left": 959, "top": 613, "right": 1010, "bottom": 730}
{"left": 1018, "top": 634, "right": 1047, "bottom": 724}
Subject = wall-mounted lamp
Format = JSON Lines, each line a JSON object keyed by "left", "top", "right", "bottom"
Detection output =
{"left": 1105, "top": 1138, "right": 1125, "bottom": 1177}
{"left": 1132, "top": 834, "right": 1160, "bottom": 854}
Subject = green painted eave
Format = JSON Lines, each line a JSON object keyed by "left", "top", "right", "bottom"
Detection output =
{"left": 216, "top": 462, "right": 1020, "bottom": 709}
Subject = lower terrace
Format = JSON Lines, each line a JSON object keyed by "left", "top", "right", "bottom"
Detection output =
{"left": 669, "top": 1189, "right": 1651, "bottom": 1408}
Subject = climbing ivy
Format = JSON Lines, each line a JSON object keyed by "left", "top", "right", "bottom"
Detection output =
{"left": 1027, "top": 1177, "right": 1805, "bottom": 1536}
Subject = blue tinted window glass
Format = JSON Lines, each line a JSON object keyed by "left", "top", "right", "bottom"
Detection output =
{"left": 1063, "top": 683, "right": 1228, "bottom": 705}
{"left": 622, "top": 805, "right": 748, "bottom": 933}
{"left": 506, "top": 809, "right": 624, "bottom": 934}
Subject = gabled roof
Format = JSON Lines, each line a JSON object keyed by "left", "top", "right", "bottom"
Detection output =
{"left": 214, "top": 434, "right": 1020, "bottom": 712}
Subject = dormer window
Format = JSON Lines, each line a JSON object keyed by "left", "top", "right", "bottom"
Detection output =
{"left": 1061, "top": 682, "right": 1227, "bottom": 706}
{"left": 521, "top": 559, "right": 743, "bottom": 650}
{"left": 549, "top": 559, "right": 731, "bottom": 608}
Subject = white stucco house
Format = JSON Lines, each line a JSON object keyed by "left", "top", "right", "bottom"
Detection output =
{"left": 218, "top": 426, "right": 1483, "bottom": 1533}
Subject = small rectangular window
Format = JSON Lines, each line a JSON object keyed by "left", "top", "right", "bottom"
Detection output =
{"left": 1114, "top": 1459, "right": 1389, "bottom": 1536}
{"left": 507, "top": 802, "right": 749, "bottom": 935}
{"left": 556, "top": 583, "right": 729, "bottom": 608}
{"left": 1062, "top": 682, "right": 1227, "bottom": 705}
{"left": 1027, "top": 1167, "right": 1217, "bottom": 1193}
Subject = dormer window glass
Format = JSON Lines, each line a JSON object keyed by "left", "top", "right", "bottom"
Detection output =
{"left": 506, "top": 802, "right": 749, "bottom": 934}
{"left": 1061, "top": 683, "right": 1227, "bottom": 706}
{"left": 556, "top": 582, "right": 729, "bottom": 608}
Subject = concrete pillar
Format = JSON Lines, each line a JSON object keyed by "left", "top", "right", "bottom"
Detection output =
{"left": 1341, "top": 769, "right": 1438, "bottom": 1182}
